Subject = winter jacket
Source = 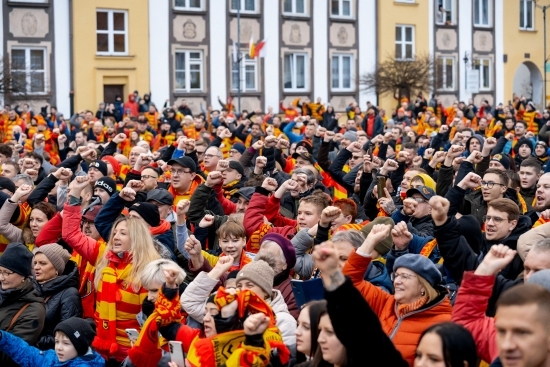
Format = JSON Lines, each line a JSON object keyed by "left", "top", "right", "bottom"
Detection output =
{"left": 180, "top": 271, "right": 219, "bottom": 323}
{"left": 123, "top": 94, "right": 139, "bottom": 117}
{"left": 451, "top": 271, "right": 498, "bottom": 363}
{"left": 33, "top": 260, "right": 83, "bottom": 350}
{"left": 325, "top": 278, "right": 409, "bottom": 367}
{"left": 343, "top": 250, "right": 452, "bottom": 366}
{"left": 390, "top": 210, "right": 434, "bottom": 238}
{"left": 274, "top": 275, "right": 299, "bottom": 319}
{"left": 270, "top": 289, "right": 297, "bottom": 354}
{"left": 0, "top": 330, "right": 104, "bottom": 367}
{"left": 0, "top": 280, "right": 46, "bottom": 366}
{"left": 517, "top": 221, "right": 550, "bottom": 261}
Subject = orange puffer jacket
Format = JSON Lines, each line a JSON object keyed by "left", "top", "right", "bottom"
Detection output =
{"left": 343, "top": 250, "right": 452, "bottom": 366}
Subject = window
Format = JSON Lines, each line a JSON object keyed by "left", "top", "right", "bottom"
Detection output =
{"left": 284, "top": 0, "right": 306, "bottom": 15}
{"left": 332, "top": 54, "right": 353, "bottom": 91}
{"left": 331, "top": 0, "right": 352, "bottom": 18}
{"left": 473, "top": 58, "right": 492, "bottom": 90}
{"left": 230, "top": 0, "right": 257, "bottom": 13}
{"left": 395, "top": 25, "right": 414, "bottom": 60}
{"left": 232, "top": 52, "right": 257, "bottom": 92}
{"left": 284, "top": 53, "right": 308, "bottom": 91}
{"left": 520, "top": 0, "right": 534, "bottom": 30}
{"left": 11, "top": 0, "right": 47, "bottom": 2}
{"left": 11, "top": 47, "right": 47, "bottom": 94}
{"left": 96, "top": 10, "right": 128, "bottom": 55}
{"left": 174, "top": 0, "right": 202, "bottom": 10}
{"left": 436, "top": 0, "right": 456, "bottom": 25}
{"left": 435, "top": 57, "right": 455, "bottom": 91}
{"left": 474, "top": 0, "right": 490, "bottom": 27}
{"left": 175, "top": 51, "right": 203, "bottom": 92}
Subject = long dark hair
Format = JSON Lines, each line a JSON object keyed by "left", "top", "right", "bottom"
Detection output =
{"left": 418, "top": 323, "right": 478, "bottom": 367}
{"left": 311, "top": 308, "right": 347, "bottom": 367}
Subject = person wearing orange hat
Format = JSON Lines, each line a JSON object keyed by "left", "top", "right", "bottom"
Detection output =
{"left": 101, "top": 155, "right": 121, "bottom": 177}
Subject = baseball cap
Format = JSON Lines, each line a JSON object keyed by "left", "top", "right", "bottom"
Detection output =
{"left": 292, "top": 151, "right": 315, "bottom": 164}
{"left": 236, "top": 187, "right": 255, "bottom": 202}
{"left": 228, "top": 161, "right": 245, "bottom": 176}
{"left": 406, "top": 186, "right": 435, "bottom": 201}
{"left": 82, "top": 205, "right": 103, "bottom": 221}
{"left": 168, "top": 157, "right": 197, "bottom": 173}
{"left": 0, "top": 177, "right": 16, "bottom": 194}
{"left": 146, "top": 188, "right": 174, "bottom": 206}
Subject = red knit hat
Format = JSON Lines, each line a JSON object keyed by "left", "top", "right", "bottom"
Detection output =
{"left": 101, "top": 155, "right": 121, "bottom": 177}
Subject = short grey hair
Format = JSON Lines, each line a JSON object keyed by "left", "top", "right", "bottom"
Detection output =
{"left": 13, "top": 174, "right": 33, "bottom": 186}
{"left": 293, "top": 168, "right": 315, "bottom": 185}
{"left": 140, "top": 259, "right": 186, "bottom": 289}
{"left": 532, "top": 239, "right": 550, "bottom": 253}
{"left": 331, "top": 230, "right": 365, "bottom": 248}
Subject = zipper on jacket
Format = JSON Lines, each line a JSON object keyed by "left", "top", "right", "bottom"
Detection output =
{"left": 388, "top": 296, "right": 446, "bottom": 340}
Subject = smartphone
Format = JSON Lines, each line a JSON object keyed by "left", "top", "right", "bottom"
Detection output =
{"left": 377, "top": 176, "right": 386, "bottom": 198}
{"left": 125, "top": 328, "right": 139, "bottom": 344}
{"left": 169, "top": 341, "right": 186, "bottom": 367}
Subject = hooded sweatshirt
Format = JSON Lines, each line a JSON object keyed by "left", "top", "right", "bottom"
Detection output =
{"left": 123, "top": 94, "right": 139, "bottom": 117}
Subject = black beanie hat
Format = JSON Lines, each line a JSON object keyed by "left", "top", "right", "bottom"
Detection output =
{"left": 0, "top": 243, "right": 33, "bottom": 277}
{"left": 54, "top": 317, "right": 97, "bottom": 356}
{"left": 88, "top": 160, "right": 108, "bottom": 177}
{"left": 94, "top": 176, "right": 116, "bottom": 197}
{"left": 129, "top": 202, "right": 161, "bottom": 227}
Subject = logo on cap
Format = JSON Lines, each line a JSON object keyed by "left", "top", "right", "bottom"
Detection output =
{"left": 74, "top": 331, "right": 80, "bottom": 338}
{"left": 95, "top": 180, "right": 113, "bottom": 193}
{"left": 422, "top": 187, "right": 430, "bottom": 195}
{"left": 493, "top": 154, "right": 502, "bottom": 161}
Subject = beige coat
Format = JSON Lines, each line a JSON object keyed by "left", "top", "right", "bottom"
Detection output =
{"left": 517, "top": 222, "right": 550, "bottom": 261}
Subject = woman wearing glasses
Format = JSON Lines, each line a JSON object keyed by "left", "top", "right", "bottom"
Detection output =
{"left": 342, "top": 224, "right": 452, "bottom": 366}
{"left": 0, "top": 243, "right": 46, "bottom": 366}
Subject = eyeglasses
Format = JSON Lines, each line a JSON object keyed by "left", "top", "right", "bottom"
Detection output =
{"left": 204, "top": 154, "right": 220, "bottom": 159}
{"left": 229, "top": 150, "right": 239, "bottom": 154}
{"left": 0, "top": 270, "right": 14, "bottom": 277}
{"left": 391, "top": 272, "right": 417, "bottom": 282}
{"left": 172, "top": 169, "right": 192, "bottom": 176}
{"left": 140, "top": 175, "right": 158, "bottom": 180}
{"left": 480, "top": 181, "right": 506, "bottom": 189}
{"left": 482, "top": 215, "right": 507, "bottom": 224}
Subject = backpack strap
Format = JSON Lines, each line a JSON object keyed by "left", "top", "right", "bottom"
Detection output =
{"left": 6, "top": 303, "right": 31, "bottom": 331}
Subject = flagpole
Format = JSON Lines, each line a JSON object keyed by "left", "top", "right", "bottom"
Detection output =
{"left": 237, "top": 3, "right": 241, "bottom": 113}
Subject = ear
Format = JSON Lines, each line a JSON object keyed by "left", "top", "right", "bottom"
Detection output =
{"left": 500, "top": 185, "right": 507, "bottom": 195}
{"left": 509, "top": 219, "right": 518, "bottom": 232}
{"left": 236, "top": 173, "right": 242, "bottom": 181}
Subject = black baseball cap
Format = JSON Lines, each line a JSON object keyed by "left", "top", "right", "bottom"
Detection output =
{"left": 228, "top": 161, "right": 245, "bottom": 176}
{"left": 168, "top": 157, "right": 197, "bottom": 173}
{"left": 236, "top": 187, "right": 255, "bottom": 202}
{"left": 406, "top": 186, "right": 435, "bottom": 200}
{"left": 292, "top": 151, "right": 315, "bottom": 164}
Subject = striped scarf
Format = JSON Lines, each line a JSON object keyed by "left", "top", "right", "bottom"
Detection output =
{"left": 223, "top": 179, "right": 241, "bottom": 199}
{"left": 186, "top": 287, "right": 289, "bottom": 367}
{"left": 533, "top": 215, "right": 550, "bottom": 228}
{"left": 93, "top": 251, "right": 139, "bottom": 358}
{"left": 246, "top": 224, "right": 272, "bottom": 253}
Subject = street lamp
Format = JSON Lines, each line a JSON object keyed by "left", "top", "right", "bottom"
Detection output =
{"left": 463, "top": 51, "right": 469, "bottom": 87}
{"left": 536, "top": 3, "right": 548, "bottom": 107}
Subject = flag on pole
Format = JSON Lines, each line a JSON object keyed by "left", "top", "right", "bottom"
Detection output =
{"left": 253, "top": 39, "right": 266, "bottom": 58}
{"left": 232, "top": 40, "right": 238, "bottom": 63}
{"left": 248, "top": 36, "right": 255, "bottom": 59}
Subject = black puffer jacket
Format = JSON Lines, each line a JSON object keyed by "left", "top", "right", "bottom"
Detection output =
{"left": 33, "top": 260, "right": 82, "bottom": 350}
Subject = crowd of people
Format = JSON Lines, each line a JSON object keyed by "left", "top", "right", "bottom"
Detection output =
{"left": 0, "top": 91, "right": 548, "bottom": 367}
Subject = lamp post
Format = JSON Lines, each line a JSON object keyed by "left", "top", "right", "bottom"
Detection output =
{"left": 237, "top": 2, "right": 241, "bottom": 113}
{"left": 536, "top": 3, "right": 548, "bottom": 108}
{"left": 463, "top": 51, "right": 469, "bottom": 94}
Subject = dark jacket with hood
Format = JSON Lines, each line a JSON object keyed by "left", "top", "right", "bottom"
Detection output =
{"left": 434, "top": 215, "right": 531, "bottom": 315}
{"left": 464, "top": 134, "right": 485, "bottom": 156}
{"left": 0, "top": 279, "right": 45, "bottom": 366}
{"left": 33, "top": 260, "right": 82, "bottom": 350}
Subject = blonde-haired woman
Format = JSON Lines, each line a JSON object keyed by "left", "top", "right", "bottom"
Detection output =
{"left": 70, "top": 216, "right": 161, "bottom": 364}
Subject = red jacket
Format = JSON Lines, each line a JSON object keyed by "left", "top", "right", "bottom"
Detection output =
{"left": 124, "top": 94, "right": 139, "bottom": 117}
{"left": 344, "top": 250, "right": 452, "bottom": 366}
{"left": 451, "top": 271, "right": 497, "bottom": 363}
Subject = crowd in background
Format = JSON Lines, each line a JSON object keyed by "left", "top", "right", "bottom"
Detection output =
{"left": 0, "top": 91, "right": 548, "bottom": 366}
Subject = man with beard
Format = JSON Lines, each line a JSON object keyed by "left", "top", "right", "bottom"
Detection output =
{"left": 530, "top": 173, "right": 550, "bottom": 227}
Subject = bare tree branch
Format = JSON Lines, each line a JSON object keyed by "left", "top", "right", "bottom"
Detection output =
{"left": 359, "top": 54, "right": 435, "bottom": 103}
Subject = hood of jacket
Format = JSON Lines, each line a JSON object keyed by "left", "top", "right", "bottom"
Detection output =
{"left": 466, "top": 134, "right": 485, "bottom": 153}
{"left": 0, "top": 279, "right": 43, "bottom": 306}
{"left": 33, "top": 260, "right": 79, "bottom": 297}
{"left": 62, "top": 349, "right": 106, "bottom": 367}
{"left": 269, "top": 289, "right": 291, "bottom": 316}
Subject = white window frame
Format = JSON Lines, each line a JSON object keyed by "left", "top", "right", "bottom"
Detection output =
{"left": 283, "top": 0, "right": 308, "bottom": 16}
{"left": 473, "top": 0, "right": 491, "bottom": 27}
{"left": 331, "top": 0, "right": 353, "bottom": 19}
{"left": 96, "top": 9, "right": 128, "bottom": 56}
{"left": 436, "top": 0, "right": 456, "bottom": 25}
{"left": 436, "top": 56, "right": 456, "bottom": 91}
{"left": 283, "top": 53, "right": 309, "bottom": 92}
{"left": 174, "top": 50, "right": 204, "bottom": 92}
{"left": 231, "top": 52, "right": 258, "bottom": 92}
{"left": 474, "top": 57, "right": 492, "bottom": 91}
{"left": 10, "top": 47, "right": 48, "bottom": 95}
{"left": 395, "top": 25, "right": 415, "bottom": 61}
{"left": 331, "top": 54, "right": 354, "bottom": 92}
{"left": 173, "top": 0, "right": 203, "bottom": 11}
{"left": 520, "top": 0, "right": 535, "bottom": 30}
{"left": 395, "top": 0, "right": 415, "bottom": 3}
{"left": 230, "top": 0, "right": 258, "bottom": 14}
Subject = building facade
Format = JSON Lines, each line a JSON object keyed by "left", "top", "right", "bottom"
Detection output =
{"left": 0, "top": 0, "right": 546, "bottom": 116}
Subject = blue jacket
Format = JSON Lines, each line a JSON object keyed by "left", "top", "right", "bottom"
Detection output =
{"left": 95, "top": 192, "right": 176, "bottom": 259}
{"left": 0, "top": 331, "right": 105, "bottom": 367}
{"left": 283, "top": 121, "right": 305, "bottom": 144}
{"left": 385, "top": 234, "right": 441, "bottom": 274}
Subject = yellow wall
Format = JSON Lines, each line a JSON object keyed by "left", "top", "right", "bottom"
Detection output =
{"left": 503, "top": 4, "right": 544, "bottom": 105}
{"left": 377, "top": 1, "right": 430, "bottom": 113}
{"left": 72, "top": 0, "right": 150, "bottom": 112}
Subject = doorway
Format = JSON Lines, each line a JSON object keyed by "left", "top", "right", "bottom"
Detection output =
{"left": 103, "top": 84, "right": 124, "bottom": 104}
